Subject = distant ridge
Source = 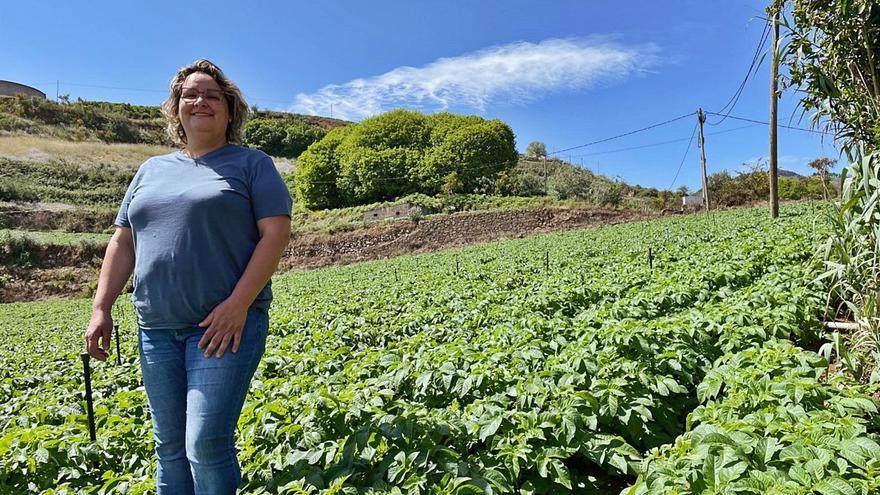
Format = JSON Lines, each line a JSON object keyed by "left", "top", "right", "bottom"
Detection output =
{"left": 778, "top": 169, "right": 803, "bottom": 178}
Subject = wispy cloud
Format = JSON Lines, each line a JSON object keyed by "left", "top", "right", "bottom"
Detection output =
{"left": 291, "top": 38, "right": 659, "bottom": 121}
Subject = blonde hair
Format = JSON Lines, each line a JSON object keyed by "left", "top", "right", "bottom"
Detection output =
{"left": 161, "top": 59, "right": 249, "bottom": 146}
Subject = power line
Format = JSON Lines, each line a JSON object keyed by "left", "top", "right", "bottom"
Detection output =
{"left": 702, "top": 111, "right": 831, "bottom": 134}
{"left": 303, "top": 121, "right": 762, "bottom": 187}
{"left": 568, "top": 123, "right": 761, "bottom": 159}
{"left": 669, "top": 122, "right": 699, "bottom": 190}
{"left": 51, "top": 81, "right": 295, "bottom": 106}
{"left": 709, "top": 21, "right": 771, "bottom": 126}
{"left": 60, "top": 82, "right": 167, "bottom": 94}
{"left": 548, "top": 111, "right": 696, "bottom": 155}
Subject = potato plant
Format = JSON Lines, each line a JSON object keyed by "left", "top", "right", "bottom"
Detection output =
{"left": 0, "top": 203, "right": 876, "bottom": 494}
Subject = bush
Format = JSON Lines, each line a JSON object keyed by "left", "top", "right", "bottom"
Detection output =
{"left": 0, "top": 232, "right": 40, "bottom": 268}
{"left": 295, "top": 126, "right": 353, "bottom": 210}
{"left": 591, "top": 181, "right": 622, "bottom": 207}
{"left": 0, "top": 113, "right": 38, "bottom": 133}
{"left": 0, "top": 96, "right": 165, "bottom": 144}
{"left": 550, "top": 167, "right": 593, "bottom": 199}
{"left": 778, "top": 177, "right": 808, "bottom": 200}
{"left": 651, "top": 190, "right": 679, "bottom": 210}
{"left": 295, "top": 109, "right": 518, "bottom": 209}
{"left": 525, "top": 141, "right": 546, "bottom": 158}
{"left": 243, "top": 118, "right": 327, "bottom": 158}
{"left": 0, "top": 180, "right": 39, "bottom": 202}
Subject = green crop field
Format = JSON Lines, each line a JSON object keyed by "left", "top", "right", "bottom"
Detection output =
{"left": 1, "top": 203, "right": 877, "bottom": 494}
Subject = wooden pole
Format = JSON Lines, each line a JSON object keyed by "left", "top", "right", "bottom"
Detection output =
{"left": 697, "top": 109, "right": 711, "bottom": 211}
{"left": 769, "top": 8, "right": 780, "bottom": 219}
{"left": 542, "top": 155, "right": 548, "bottom": 195}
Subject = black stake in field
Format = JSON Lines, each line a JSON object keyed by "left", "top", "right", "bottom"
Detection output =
{"left": 80, "top": 353, "right": 97, "bottom": 443}
{"left": 114, "top": 324, "right": 121, "bottom": 366}
{"left": 648, "top": 247, "right": 654, "bottom": 273}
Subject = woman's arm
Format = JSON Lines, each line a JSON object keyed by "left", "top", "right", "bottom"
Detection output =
{"left": 85, "top": 227, "right": 135, "bottom": 360}
{"left": 198, "top": 215, "right": 291, "bottom": 358}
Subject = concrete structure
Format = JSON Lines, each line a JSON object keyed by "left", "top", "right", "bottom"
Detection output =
{"left": 0, "top": 81, "right": 46, "bottom": 99}
{"left": 364, "top": 202, "right": 432, "bottom": 222}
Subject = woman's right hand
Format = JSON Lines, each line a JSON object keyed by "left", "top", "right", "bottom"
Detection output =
{"left": 85, "top": 227, "right": 135, "bottom": 361}
{"left": 85, "top": 310, "right": 113, "bottom": 361}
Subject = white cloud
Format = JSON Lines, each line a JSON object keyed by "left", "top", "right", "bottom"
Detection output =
{"left": 291, "top": 38, "right": 658, "bottom": 121}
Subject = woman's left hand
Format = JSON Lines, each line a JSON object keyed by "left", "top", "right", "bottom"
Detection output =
{"left": 197, "top": 299, "right": 249, "bottom": 358}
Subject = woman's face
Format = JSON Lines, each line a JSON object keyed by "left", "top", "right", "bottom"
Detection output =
{"left": 178, "top": 72, "right": 230, "bottom": 143}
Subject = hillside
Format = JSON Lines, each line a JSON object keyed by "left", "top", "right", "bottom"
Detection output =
{"left": 0, "top": 95, "right": 830, "bottom": 304}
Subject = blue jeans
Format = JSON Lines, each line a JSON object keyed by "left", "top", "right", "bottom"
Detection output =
{"left": 138, "top": 307, "right": 268, "bottom": 495}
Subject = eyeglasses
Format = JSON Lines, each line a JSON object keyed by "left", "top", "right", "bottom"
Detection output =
{"left": 180, "top": 88, "right": 225, "bottom": 103}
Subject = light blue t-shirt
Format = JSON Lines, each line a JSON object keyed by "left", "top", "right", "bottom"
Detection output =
{"left": 115, "top": 144, "right": 292, "bottom": 330}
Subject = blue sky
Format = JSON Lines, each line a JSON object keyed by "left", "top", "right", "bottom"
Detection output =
{"left": 2, "top": 0, "right": 836, "bottom": 191}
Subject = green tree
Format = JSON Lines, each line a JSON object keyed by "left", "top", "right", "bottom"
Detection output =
{"left": 294, "top": 109, "right": 518, "bottom": 209}
{"left": 244, "top": 118, "right": 287, "bottom": 156}
{"left": 525, "top": 141, "right": 547, "bottom": 158}
{"left": 551, "top": 166, "right": 593, "bottom": 199}
{"left": 294, "top": 125, "right": 353, "bottom": 209}
{"left": 781, "top": 1, "right": 880, "bottom": 155}
{"left": 423, "top": 120, "right": 518, "bottom": 192}
{"left": 807, "top": 156, "right": 837, "bottom": 199}
{"left": 778, "top": 177, "right": 808, "bottom": 200}
{"left": 244, "top": 118, "right": 327, "bottom": 158}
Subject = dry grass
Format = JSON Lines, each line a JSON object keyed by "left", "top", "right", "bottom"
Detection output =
{"left": 0, "top": 135, "right": 173, "bottom": 168}
{"left": 0, "top": 135, "right": 296, "bottom": 172}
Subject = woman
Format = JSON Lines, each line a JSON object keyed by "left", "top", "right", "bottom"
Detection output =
{"left": 84, "top": 59, "right": 292, "bottom": 494}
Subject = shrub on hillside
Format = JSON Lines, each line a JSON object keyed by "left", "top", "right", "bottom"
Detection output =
{"left": 295, "top": 109, "right": 518, "bottom": 209}
{"left": 551, "top": 166, "right": 593, "bottom": 199}
{"left": 0, "top": 180, "right": 39, "bottom": 202}
{"left": 243, "top": 118, "right": 327, "bottom": 158}
{"left": 779, "top": 177, "right": 808, "bottom": 200}
{"left": 0, "top": 232, "right": 40, "bottom": 268}
{"left": 295, "top": 126, "right": 353, "bottom": 210}
{"left": 0, "top": 113, "right": 39, "bottom": 134}
{"left": 590, "top": 181, "right": 623, "bottom": 207}
{"left": 0, "top": 96, "right": 164, "bottom": 144}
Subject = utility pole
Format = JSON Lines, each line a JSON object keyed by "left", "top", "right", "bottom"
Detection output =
{"left": 769, "top": 7, "right": 780, "bottom": 219}
{"left": 697, "top": 108, "right": 711, "bottom": 211}
{"left": 56, "top": 80, "right": 59, "bottom": 101}
{"left": 543, "top": 155, "right": 548, "bottom": 195}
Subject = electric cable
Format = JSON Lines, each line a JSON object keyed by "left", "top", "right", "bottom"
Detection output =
{"left": 547, "top": 111, "right": 696, "bottom": 155}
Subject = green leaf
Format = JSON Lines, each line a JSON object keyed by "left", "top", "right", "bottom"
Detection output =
{"left": 479, "top": 416, "right": 502, "bottom": 442}
{"left": 813, "top": 478, "right": 856, "bottom": 495}
{"left": 34, "top": 448, "right": 49, "bottom": 464}
{"left": 550, "top": 460, "right": 572, "bottom": 490}
{"left": 609, "top": 453, "right": 629, "bottom": 475}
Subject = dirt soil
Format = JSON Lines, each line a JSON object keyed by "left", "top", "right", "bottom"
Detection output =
{"left": 281, "top": 207, "right": 645, "bottom": 270}
{"left": 1, "top": 206, "right": 653, "bottom": 303}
